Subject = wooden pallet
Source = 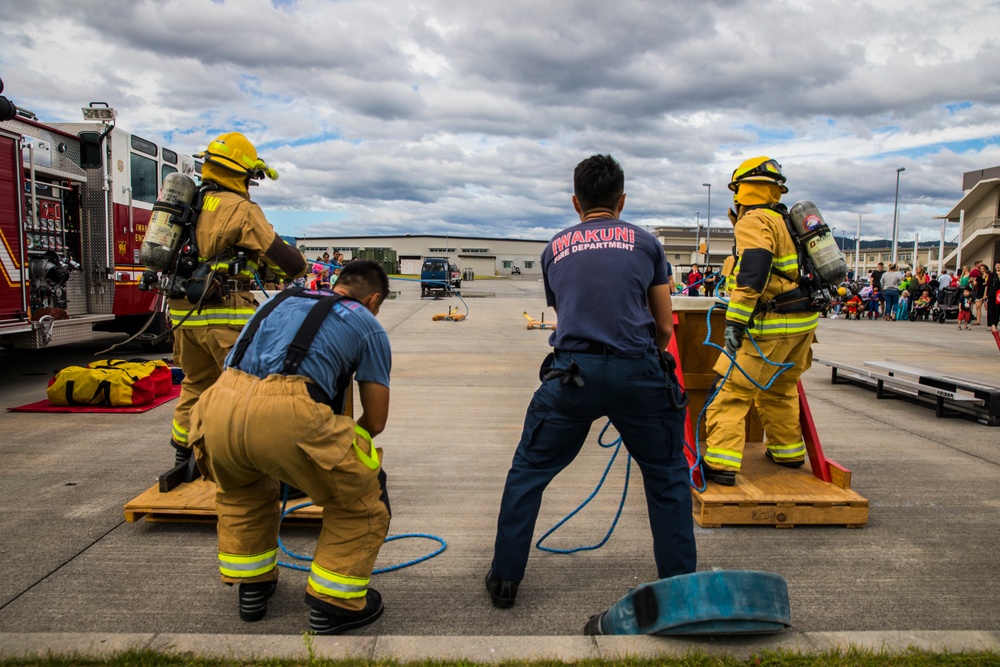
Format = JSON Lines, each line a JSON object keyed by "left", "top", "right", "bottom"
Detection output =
{"left": 124, "top": 478, "right": 323, "bottom": 525}
{"left": 692, "top": 444, "right": 868, "bottom": 529}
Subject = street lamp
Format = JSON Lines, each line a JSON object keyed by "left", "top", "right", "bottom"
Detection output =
{"left": 694, "top": 211, "right": 700, "bottom": 262}
{"left": 890, "top": 167, "right": 905, "bottom": 264}
{"left": 702, "top": 183, "right": 712, "bottom": 264}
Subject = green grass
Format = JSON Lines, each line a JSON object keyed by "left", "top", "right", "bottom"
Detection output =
{"left": 3, "top": 648, "right": 1000, "bottom": 667}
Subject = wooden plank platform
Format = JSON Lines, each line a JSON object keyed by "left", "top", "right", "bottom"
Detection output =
{"left": 692, "top": 443, "right": 869, "bottom": 529}
{"left": 124, "top": 478, "right": 323, "bottom": 525}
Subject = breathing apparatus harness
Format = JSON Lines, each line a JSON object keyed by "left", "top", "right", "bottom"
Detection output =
{"left": 736, "top": 202, "right": 846, "bottom": 318}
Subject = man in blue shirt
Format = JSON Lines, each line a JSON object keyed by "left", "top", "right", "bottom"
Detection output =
{"left": 189, "top": 259, "right": 392, "bottom": 635}
{"left": 486, "top": 155, "right": 696, "bottom": 626}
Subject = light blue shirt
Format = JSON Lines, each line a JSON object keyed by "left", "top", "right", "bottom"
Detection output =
{"left": 227, "top": 294, "right": 391, "bottom": 400}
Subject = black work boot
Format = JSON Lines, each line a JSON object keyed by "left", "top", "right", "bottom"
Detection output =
{"left": 239, "top": 580, "right": 277, "bottom": 622}
{"left": 485, "top": 571, "right": 519, "bottom": 609}
{"left": 583, "top": 611, "right": 606, "bottom": 635}
{"left": 171, "top": 439, "right": 192, "bottom": 466}
{"left": 765, "top": 450, "right": 805, "bottom": 468}
{"left": 307, "top": 589, "right": 384, "bottom": 635}
{"left": 700, "top": 458, "right": 736, "bottom": 486}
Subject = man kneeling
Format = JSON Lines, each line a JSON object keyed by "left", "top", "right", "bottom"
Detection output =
{"left": 190, "top": 259, "right": 392, "bottom": 634}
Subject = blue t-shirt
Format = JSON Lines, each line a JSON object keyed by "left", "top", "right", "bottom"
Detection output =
{"left": 226, "top": 294, "right": 392, "bottom": 399}
{"left": 542, "top": 218, "right": 670, "bottom": 357}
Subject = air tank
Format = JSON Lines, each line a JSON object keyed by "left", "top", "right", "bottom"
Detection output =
{"left": 788, "top": 200, "right": 848, "bottom": 286}
{"left": 139, "top": 172, "right": 197, "bottom": 272}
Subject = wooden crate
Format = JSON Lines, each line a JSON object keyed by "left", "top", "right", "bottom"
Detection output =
{"left": 124, "top": 478, "right": 323, "bottom": 525}
{"left": 692, "top": 443, "right": 868, "bottom": 528}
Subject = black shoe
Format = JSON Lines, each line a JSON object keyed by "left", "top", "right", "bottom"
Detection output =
{"left": 239, "top": 580, "right": 277, "bottom": 622}
{"left": 765, "top": 450, "right": 805, "bottom": 468}
{"left": 307, "top": 589, "right": 384, "bottom": 635}
{"left": 485, "top": 571, "right": 519, "bottom": 609}
{"left": 700, "top": 458, "right": 736, "bottom": 486}
{"left": 583, "top": 611, "right": 606, "bottom": 635}
{"left": 171, "top": 439, "right": 192, "bottom": 467}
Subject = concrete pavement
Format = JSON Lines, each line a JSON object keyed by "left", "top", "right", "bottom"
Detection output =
{"left": 1, "top": 275, "right": 999, "bottom": 660}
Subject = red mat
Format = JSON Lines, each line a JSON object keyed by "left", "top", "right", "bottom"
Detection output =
{"left": 7, "top": 385, "right": 181, "bottom": 413}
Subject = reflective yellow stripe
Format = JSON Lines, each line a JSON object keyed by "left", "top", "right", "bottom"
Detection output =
{"left": 169, "top": 307, "right": 256, "bottom": 328}
{"left": 219, "top": 549, "right": 277, "bottom": 578}
{"left": 705, "top": 448, "right": 742, "bottom": 470}
{"left": 772, "top": 253, "right": 798, "bottom": 271}
{"left": 172, "top": 419, "right": 189, "bottom": 444}
{"left": 726, "top": 301, "right": 754, "bottom": 324}
{"left": 353, "top": 425, "right": 380, "bottom": 471}
{"left": 767, "top": 441, "right": 806, "bottom": 459}
{"left": 308, "top": 562, "right": 369, "bottom": 599}
{"left": 748, "top": 312, "right": 819, "bottom": 336}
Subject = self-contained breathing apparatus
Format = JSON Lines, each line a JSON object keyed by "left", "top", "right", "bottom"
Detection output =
{"left": 137, "top": 173, "right": 247, "bottom": 306}
{"left": 744, "top": 200, "right": 848, "bottom": 317}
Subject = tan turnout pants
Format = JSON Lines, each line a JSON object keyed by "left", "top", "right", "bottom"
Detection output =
{"left": 171, "top": 326, "right": 241, "bottom": 447}
{"left": 190, "top": 369, "right": 390, "bottom": 612}
{"left": 704, "top": 330, "right": 815, "bottom": 472}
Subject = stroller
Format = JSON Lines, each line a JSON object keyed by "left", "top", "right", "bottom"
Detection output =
{"left": 859, "top": 285, "right": 880, "bottom": 320}
{"left": 930, "top": 285, "right": 962, "bottom": 323}
{"left": 909, "top": 286, "right": 937, "bottom": 321}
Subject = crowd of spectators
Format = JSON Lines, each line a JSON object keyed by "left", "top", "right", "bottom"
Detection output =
{"left": 677, "top": 259, "right": 1000, "bottom": 332}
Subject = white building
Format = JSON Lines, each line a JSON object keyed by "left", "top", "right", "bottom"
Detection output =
{"left": 296, "top": 234, "right": 548, "bottom": 276}
{"left": 941, "top": 165, "right": 1000, "bottom": 270}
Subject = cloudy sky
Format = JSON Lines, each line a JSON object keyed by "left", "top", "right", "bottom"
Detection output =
{"left": 3, "top": 0, "right": 999, "bottom": 245}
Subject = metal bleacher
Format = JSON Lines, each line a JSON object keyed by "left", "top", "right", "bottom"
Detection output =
{"left": 813, "top": 357, "right": 1000, "bottom": 426}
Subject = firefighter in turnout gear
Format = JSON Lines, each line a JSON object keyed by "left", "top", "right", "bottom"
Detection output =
{"left": 188, "top": 260, "right": 392, "bottom": 634}
{"left": 701, "top": 157, "right": 818, "bottom": 486}
{"left": 168, "top": 132, "right": 307, "bottom": 468}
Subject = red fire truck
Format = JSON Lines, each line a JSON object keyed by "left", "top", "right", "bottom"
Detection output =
{"left": 0, "top": 89, "right": 199, "bottom": 350}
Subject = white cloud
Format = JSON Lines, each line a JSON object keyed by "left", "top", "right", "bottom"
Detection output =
{"left": 2, "top": 0, "right": 998, "bottom": 244}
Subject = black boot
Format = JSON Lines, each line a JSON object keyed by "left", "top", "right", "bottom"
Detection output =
{"left": 307, "top": 589, "right": 384, "bottom": 635}
{"left": 485, "top": 571, "right": 519, "bottom": 608}
{"left": 239, "top": 580, "right": 277, "bottom": 622}
{"left": 700, "top": 458, "right": 736, "bottom": 486}
{"left": 765, "top": 450, "right": 805, "bottom": 468}
{"left": 171, "top": 439, "right": 192, "bottom": 466}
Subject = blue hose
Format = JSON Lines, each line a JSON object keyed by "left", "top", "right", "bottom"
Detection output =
{"left": 276, "top": 491, "right": 447, "bottom": 574}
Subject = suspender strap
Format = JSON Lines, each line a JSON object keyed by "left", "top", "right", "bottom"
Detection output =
{"left": 281, "top": 294, "right": 345, "bottom": 374}
{"left": 228, "top": 287, "right": 360, "bottom": 411}
{"left": 229, "top": 288, "right": 304, "bottom": 368}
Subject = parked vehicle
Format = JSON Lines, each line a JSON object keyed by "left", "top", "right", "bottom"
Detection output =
{"left": 449, "top": 262, "right": 461, "bottom": 288}
{"left": 511, "top": 266, "right": 521, "bottom": 275}
{"left": 420, "top": 257, "right": 449, "bottom": 296}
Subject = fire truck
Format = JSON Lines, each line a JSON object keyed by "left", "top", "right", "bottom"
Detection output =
{"left": 0, "top": 85, "right": 199, "bottom": 350}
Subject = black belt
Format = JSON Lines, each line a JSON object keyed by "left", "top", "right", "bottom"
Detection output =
{"left": 558, "top": 341, "right": 615, "bottom": 355}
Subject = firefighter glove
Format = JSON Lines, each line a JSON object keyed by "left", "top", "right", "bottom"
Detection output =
{"left": 724, "top": 322, "right": 747, "bottom": 357}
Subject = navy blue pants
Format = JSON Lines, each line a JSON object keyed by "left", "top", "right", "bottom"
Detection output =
{"left": 491, "top": 349, "right": 697, "bottom": 582}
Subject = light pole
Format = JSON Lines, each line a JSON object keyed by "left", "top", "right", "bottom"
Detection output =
{"left": 702, "top": 183, "right": 711, "bottom": 265}
{"left": 694, "top": 211, "right": 701, "bottom": 263}
{"left": 891, "top": 167, "right": 905, "bottom": 264}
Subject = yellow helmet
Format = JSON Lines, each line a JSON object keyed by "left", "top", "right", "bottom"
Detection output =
{"left": 728, "top": 156, "right": 787, "bottom": 193}
{"left": 195, "top": 132, "right": 278, "bottom": 180}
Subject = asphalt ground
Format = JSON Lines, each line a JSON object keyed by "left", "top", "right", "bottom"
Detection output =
{"left": 2, "top": 276, "right": 1000, "bottom": 661}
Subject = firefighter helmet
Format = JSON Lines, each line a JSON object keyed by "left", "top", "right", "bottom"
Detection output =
{"left": 728, "top": 156, "right": 787, "bottom": 193}
{"left": 195, "top": 132, "right": 278, "bottom": 180}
